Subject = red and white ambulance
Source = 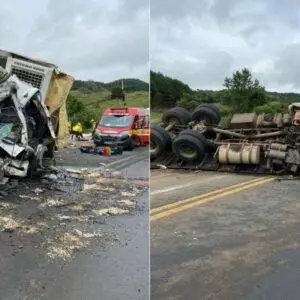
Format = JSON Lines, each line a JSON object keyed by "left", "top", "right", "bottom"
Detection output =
{"left": 93, "top": 107, "right": 149, "bottom": 150}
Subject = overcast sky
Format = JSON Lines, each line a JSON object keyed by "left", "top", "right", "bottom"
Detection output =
{"left": 151, "top": 0, "right": 300, "bottom": 92}
{"left": 0, "top": 0, "right": 149, "bottom": 82}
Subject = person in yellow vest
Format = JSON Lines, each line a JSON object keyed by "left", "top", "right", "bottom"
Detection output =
{"left": 72, "top": 120, "right": 83, "bottom": 140}
{"left": 90, "top": 119, "right": 96, "bottom": 129}
{"left": 90, "top": 119, "right": 97, "bottom": 135}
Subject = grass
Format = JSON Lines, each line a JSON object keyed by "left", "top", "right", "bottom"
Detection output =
{"left": 151, "top": 111, "right": 163, "bottom": 121}
{"left": 71, "top": 90, "right": 111, "bottom": 106}
{"left": 71, "top": 90, "right": 149, "bottom": 118}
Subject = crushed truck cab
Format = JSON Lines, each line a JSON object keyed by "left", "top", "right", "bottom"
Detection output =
{"left": 0, "top": 67, "right": 56, "bottom": 180}
{"left": 151, "top": 103, "right": 300, "bottom": 175}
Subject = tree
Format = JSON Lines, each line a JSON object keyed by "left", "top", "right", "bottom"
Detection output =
{"left": 150, "top": 71, "right": 192, "bottom": 108}
{"left": 67, "top": 94, "right": 84, "bottom": 118}
{"left": 111, "top": 87, "right": 125, "bottom": 102}
{"left": 223, "top": 68, "right": 266, "bottom": 112}
{"left": 66, "top": 94, "right": 97, "bottom": 129}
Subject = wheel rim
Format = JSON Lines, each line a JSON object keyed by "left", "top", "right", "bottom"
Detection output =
{"left": 178, "top": 144, "right": 197, "bottom": 159}
{"left": 150, "top": 140, "right": 157, "bottom": 154}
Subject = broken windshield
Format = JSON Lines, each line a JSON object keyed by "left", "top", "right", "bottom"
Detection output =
{"left": 99, "top": 115, "right": 133, "bottom": 128}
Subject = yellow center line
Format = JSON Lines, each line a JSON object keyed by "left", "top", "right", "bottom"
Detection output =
{"left": 151, "top": 176, "right": 272, "bottom": 215}
{"left": 151, "top": 176, "right": 276, "bottom": 221}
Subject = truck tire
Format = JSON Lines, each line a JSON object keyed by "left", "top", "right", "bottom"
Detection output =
{"left": 172, "top": 134, "right": 205, "bottom": 162}
{"left": 126, "top": 138, "right": 134, "bottom": 151}
{"left": 180, "top": 128, "right": 216, "bottom": 152}
{"left": 198, "top": 104, "right": 221, "bottom": 123}
{"left": 162, "top": 107, "right": 191, "bottom": 125}
{"left": 151, "top": 125, "right": 172, "bottom": 144}
{"left": 191, "top": 106, "right": 219, "bottom": 125}
{"left": 179, "top": 129, "right": 207, "bottom": 146}
{"left": 150, "top": 127, "right": 171, "bottom": 159}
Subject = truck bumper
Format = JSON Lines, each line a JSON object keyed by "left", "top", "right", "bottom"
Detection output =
{"left": 93, "top": 133, "right": 130, "bottom": 147}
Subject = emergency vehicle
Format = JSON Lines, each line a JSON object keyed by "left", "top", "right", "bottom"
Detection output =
{"left": 93, "top": 107, "right": 150, "bottom": 150}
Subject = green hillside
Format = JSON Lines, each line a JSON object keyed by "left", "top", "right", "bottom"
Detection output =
{"left": 72, "top": 78, "right": 148, "bottom": 94}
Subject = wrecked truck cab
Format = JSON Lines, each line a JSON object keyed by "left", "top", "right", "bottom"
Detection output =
{"left": 0, "top": 68, "right": 56, "bottom": 180}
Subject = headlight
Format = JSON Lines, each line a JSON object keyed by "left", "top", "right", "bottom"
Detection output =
{"left": 120, "top": 131, "right": 130, "bottom": 136}
{"left": 93, "top": 130, "right": 102, "bottom": 138}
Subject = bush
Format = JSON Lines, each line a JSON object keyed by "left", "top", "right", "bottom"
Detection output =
{"left": 253, "top": 102, "right": 289, "bottom": 114}
{"left": 67, "top": 94, "right": 98, "bottom": 131}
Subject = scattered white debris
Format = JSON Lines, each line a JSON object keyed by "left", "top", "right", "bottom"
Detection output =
{"left": 33, "top": 188, "right": 44, "bottom": 195}
{"left": 71, "top": 204, "right": 83, "bottom": 211}
{"left": 118, "top": 199, "right": 136, "bottom": 206}
{"left": 56, "top": 215, "right": 72, "bottom": 221}
{"left": 83, "top": 184, "right": 115, "bottom": 192}
{"left": 43, "top": 174, "right": 58, "bottom": 181}
{"left": 38, "top": 198, "right": 65, "bottom": 209}
{"left": 0, "top": 215, "right": 21, "bottom": 231}
{"left": 92, "top": 207, "right": 129, "bottom": 216}
{"left": 73, "top": 229, "right": 83, "bottom": 237}
{"left": 121, "top": 191, "right": 138, "bottom": 197}
{"left": 157, "top": 164, "right": 167, "bottom": 169}
{"left": 46, "top": 230, "right": 101, "bottom": 260}
{"left": 112, "top": 171, "right": 121, "bottom": 177}
{"left": 0, "top": 201, "right": 17, "bottom": 209}
{"left": 65, "top": 168, "right": 82, "bottom": 174}
{"left": 19, "top": 195, "right": 41, "bottom": 201}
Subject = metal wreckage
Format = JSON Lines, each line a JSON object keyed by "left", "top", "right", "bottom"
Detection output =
{"left": 150, "top": 103, "right": 300, "bottom": 175}
{"left": 0, "top": 67, "right": 56, "bottom": 182}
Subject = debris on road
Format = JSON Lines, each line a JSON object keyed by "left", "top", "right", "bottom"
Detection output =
{"left": 0, "top": 164, "right": 148, "bottom": 262}
{"left": 92, "top": 207, "right": 130, "bottom": 216}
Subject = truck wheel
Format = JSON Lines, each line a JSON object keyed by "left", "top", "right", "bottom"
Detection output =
{"left": 150, "top": 127, "right": 170, "bottom": 159}
{"left": 191, "top": 106, "right": 219, "bottom": 125}
{"left": 180, "top": 128, "right": 216, "bottom": 151}
{"left": 126, "top": 138, "right": 134, "bottom": 151}
{"left": 151, "top": 125, "right": 172, "bottom": 145}
{"left": 198, "top": 104, "right": 221, "bottom": 123}
{"left": 162, "top": 107, "right": 191, "bottom": 125}
{"left": 172, "top": 134, "right": 205, "bottom": 162}
{"left": 179, "top": 129, "right": 207, "bottom": 145}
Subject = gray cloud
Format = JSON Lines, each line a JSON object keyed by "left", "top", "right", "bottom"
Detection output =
{"left": 151, "top": 0, "right": 300, "bottom": 92}
{"left": 0, "top": 0, "right": 149, "bottom": 82}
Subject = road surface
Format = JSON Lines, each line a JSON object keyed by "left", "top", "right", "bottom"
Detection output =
{"left": 0, "top": 147, "right": 149, "bottom": 300}
{"left": 151, "top": 169, "right": 300, "bottom": 300}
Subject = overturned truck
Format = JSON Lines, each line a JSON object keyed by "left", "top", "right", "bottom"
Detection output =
{"left": 0, "top": 67, "right": 56, "bottom": 180}
{"left": 150, "top": 103, "right": 300, "bottom": 175}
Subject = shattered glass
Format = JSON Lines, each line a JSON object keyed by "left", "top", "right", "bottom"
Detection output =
{"left": 0, "top": 123, "right": 13, "bottom": 140}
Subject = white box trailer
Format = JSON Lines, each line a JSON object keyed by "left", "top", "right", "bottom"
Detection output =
{"left": 0, "top": 49, "right": 74, "bottom": 147}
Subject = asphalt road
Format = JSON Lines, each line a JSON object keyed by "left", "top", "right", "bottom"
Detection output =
{"left": 0, "top": 147, "right": 149, "bottom": 300}
{"left": 151, "top": 169, "right": 300, "bottom": 300}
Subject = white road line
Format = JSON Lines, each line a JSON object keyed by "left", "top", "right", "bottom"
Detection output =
{"left": 150, "top": 175, "right": 226, "bottom": 195}
{"left": 150, "top": 173, "right": 176, "bottom": 180}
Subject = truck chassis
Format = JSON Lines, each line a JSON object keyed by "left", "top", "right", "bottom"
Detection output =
{"left": 150, "top": 103, "right": 300, "bottom": 175}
